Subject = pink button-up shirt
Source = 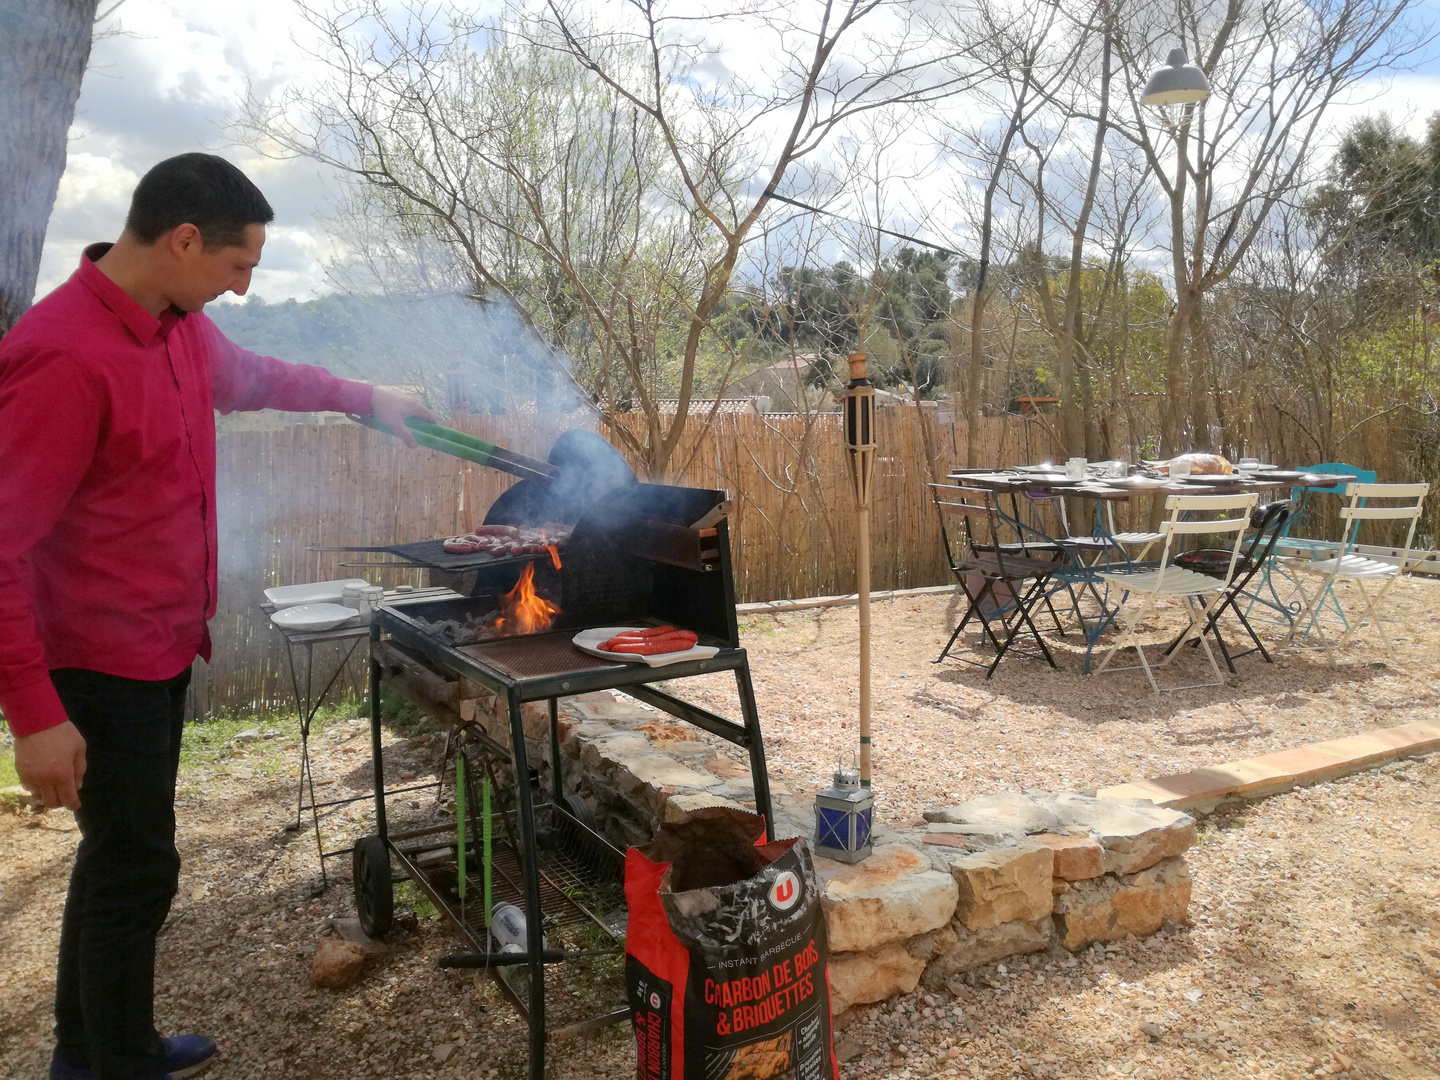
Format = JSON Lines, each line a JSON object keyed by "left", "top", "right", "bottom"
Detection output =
{"left": 0, "top": 245, "right": 374, "bottom": 736}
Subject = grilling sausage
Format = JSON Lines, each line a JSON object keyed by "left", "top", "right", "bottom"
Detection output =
{"left": 601, "top": 628, "right": 698, "bottom": 653}
{"left": 609, "top": 626, "right": 682, "bottom": 640}
{"left": 604, "top": 635, "right": 698, "bottom": 654}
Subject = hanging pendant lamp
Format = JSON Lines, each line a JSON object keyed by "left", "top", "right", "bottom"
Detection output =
{"left": 1141, "top": 47, "right": 1211, "bottom": 105}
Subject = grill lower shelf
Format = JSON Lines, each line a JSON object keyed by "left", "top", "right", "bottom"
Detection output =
{"left": 396, "top": 832, "right": 627, "bottom": 1031}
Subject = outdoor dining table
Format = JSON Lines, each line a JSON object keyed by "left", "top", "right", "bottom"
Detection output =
{"left": 942, "top": 464, "right": 1358, "bottom": 670}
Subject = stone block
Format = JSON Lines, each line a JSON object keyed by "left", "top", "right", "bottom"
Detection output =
{"left": 520, "top": 701, "right": 549, "bottom": 741}
{"left": 924, "top": 793, "right": 1061, "bottom": 834}
{"left": 819, "top": 844, "right": 959, "bottom": 953}
{"left": 560, "top": 720, "right": 614, "bottom": 757}
{"left": 920, "top": 916, "right": 1053, "bottom": 985}
{"left": 1052, "top": 856, "right": 1191, "bottom": 949}
{"left": 827, "top": 941, "right": 927, "bottom": 1017}
{"left": 634, "top": 720, "right": 696, "bottom": 746}
{"left": 311, "top": 938, "right": 365, "bottom": 988}
{"left": 329, "top": 917, "right": 388, "bottom": 958}
{"left": 704, "top": 757, "right": 752, "bottom": 780}
{"left": 1033, "top": 834, "right": 1103, "bottom": 880}
{"left": 1048, "top": 794, "right": 1195, "bottom": 874}
{"left": 660, "top": 792, "right": 748, "bottom": 825}
{"left": 922, "top": 833, "right": 972, "bottom": 849}
{"left": 947, "top": 841, "right": 1054, "bottom": 930}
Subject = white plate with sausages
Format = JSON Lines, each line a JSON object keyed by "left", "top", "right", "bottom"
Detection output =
{"left": 571, "top": 627, "right": 720, "bottom": 667}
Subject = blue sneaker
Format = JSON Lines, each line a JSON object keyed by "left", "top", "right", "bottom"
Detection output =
{"left": 50, "top": 1035, "right": 216, "bottom": 1080}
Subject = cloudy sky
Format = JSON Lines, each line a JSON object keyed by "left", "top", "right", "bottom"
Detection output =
{"left": 34, "top": 0, "right": 1440, "bottom": 306}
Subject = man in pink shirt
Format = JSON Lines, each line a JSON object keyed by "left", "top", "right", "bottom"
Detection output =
{"left": 0, "top": 154, "right": 432, "bottom": 1080}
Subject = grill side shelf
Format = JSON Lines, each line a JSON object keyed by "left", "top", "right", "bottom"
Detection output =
{"left": 626, "top": 518, "right": 721, "bottom": 571}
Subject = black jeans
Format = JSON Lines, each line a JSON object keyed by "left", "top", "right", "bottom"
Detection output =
{"left": 50, "top": 667, "right": 191, "bottom": 1080}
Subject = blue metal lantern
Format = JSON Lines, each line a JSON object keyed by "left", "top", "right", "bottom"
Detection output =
{"left": 814, "top": 763, "right": 873, "bottom": 864}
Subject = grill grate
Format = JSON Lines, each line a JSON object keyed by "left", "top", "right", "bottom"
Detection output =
{"left": 383, "top": 538, "right": 559, "bottom": 574}
{"left": 459, "top": 632, "right": 621, "bottom": 680}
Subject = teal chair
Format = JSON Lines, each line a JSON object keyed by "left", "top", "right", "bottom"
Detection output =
{"left": 1262, "top": 462, "right": 1378, "bottom": 632}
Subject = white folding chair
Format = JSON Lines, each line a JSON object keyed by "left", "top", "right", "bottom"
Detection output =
{"left": 1280, "top": 482, "right": 1430, "bottom": 665}
{"left": 1104, "top": 501, "right": 1166, "bottom": 563}
{"left": 1094, "top": 493, "right": 1258, "bottom": 693}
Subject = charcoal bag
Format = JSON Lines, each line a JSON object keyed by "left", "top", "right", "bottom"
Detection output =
{"left": 625, "top": 807, "right": 838, "bottom": 1080}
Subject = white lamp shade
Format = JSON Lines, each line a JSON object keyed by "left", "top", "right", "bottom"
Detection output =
{"left": 1141, "top": 48, "right": 1211, "bottom": 105}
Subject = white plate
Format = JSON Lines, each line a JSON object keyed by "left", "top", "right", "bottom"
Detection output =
{"left": 270, "top": 603, "right": 361, "bottom": 631}
{"left": 572, "top": 626, "right": 720, "bottom": 667}
{"left": 264, "top": 579, "right": 371, "bottom": 609}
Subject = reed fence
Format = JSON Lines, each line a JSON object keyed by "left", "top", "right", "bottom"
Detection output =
{"left": 193, "top": 404, "right": 1433, "bottom": 717}
{"left": 192, "top": 410, "right": 1061, "bottom": 716}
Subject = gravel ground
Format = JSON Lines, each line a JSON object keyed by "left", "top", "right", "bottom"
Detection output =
{"left": 1, "top": 576, "right": 1437, "bottom": 1080}
{"left": 678, "top": 575, "right": 1440, "bottom": 827}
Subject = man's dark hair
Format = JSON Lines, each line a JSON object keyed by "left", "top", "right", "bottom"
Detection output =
{"left": 125, "top": 153, "right": 274, "bottom": 249}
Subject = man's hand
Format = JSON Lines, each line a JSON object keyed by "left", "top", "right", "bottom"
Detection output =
{"left": 14, "top": 721, "right": 87, "bottom": 811}
{"left": 369, "top": 389, "right": 435, "bottom": 449}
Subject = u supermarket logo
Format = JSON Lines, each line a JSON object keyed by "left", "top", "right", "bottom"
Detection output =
{"left": 768, "top": 870, "right": 801, "bottom": 911}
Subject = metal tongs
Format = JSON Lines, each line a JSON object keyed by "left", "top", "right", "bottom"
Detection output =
{"left": 350, "top": 414, "right": 558, "bottom": 483}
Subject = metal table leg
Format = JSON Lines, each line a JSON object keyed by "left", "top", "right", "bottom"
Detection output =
{"left": 282, "top": 632, "right": 363, "bottom": 890}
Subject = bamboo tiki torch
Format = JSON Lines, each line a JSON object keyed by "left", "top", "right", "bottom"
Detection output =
{"left": 813, "top": 352, "right": 877, "bottom": 864}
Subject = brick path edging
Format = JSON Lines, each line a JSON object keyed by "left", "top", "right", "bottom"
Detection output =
{"left": 1098, "top": 720, "right": 1440, "bottom": 812}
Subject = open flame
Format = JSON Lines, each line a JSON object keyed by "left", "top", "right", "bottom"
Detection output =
{"left": 491, "top": 562, "right": 560, "bottom": 636}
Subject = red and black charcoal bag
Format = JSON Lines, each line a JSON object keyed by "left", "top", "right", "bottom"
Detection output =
{"left": 625, "top": 807, "right": 839, "bottom": 1080}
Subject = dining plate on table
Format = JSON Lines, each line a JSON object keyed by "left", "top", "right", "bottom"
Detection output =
{"left": 1106, "top": 475, "right": 1169, "bottom": 489}
{"left": 269, "top": 603, "right": 362, "bottom": 631}
{"left": 572, "top": 627, "right": 720, "bottom": 667}
{"left": 1175, "top": 473, "right": 1250, "bottom": 485}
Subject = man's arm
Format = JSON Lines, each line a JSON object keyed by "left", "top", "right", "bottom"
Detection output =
{"left": 205, "top": 318, "right": 433, "bottom": 444}
{"left": 0, "top": 348, "right": 96, "bottom": 809}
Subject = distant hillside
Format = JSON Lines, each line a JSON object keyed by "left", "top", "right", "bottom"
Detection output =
{"left": 207, "top": 293, "right": 583, "bottom": 417}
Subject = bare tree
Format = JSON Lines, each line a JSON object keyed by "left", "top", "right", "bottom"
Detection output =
{"left": 247, "top": 0, "right": 981, "bottom": 477}
{"left": 1108, "top": 0, "right": 1429, "bottom": 452}
{"left": 933, "top": 0, "right": 1077, "bottom": 465}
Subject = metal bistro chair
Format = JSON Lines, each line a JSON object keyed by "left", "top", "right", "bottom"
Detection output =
{"left": 1280, "top": 482, "right": 1430, "bottom": 665}
{"left": 1094, "top": 492, "right": 1258, "bottom": 693}
{"left": 1103, "top": 500, "right": 1167, "bottom": 564}
{"left": 1162, "top": 499, "right": 1294, "bottom": 671}
{"left": 1008, "top": 491, "right": 1122, "bottom": 632}
{"left": 1261, "top": 462, "right": 1378, "bottom": 632}
{"left": 930, "top": 484, "right": 1061, "bottom": 678}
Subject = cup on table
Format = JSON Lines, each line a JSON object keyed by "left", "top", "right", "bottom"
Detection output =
{"left": 1065, "top": 457, "right": 1088, "bottom": 479}
{"left": 1238, "top": 457, "right": 1261, "bottom": 472}
{"left": 1107, "top": 459, "right": 1128, "bottom": 479}
{"left": 1170, "top": 458, "right": 1192, "bottom": 478}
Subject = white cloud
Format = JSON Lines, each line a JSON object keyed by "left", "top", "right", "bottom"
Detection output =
{"left": 35, "top": 0, "right": 335, "bottom": 303}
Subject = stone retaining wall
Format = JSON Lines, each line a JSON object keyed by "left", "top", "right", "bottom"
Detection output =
{"left": 461, "top": 689, "right": 1195, "bottom": 1018}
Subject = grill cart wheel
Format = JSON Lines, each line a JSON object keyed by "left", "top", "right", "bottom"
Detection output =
{"left": 353, "top": 834, "right": 393, "bottom": 938}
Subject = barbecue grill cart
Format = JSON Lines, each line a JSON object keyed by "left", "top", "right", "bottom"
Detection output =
{"left": 350, "top": 426, "right": 774, "bottom": 1080}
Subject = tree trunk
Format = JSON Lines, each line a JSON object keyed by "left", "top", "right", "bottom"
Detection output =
{"left": 1161, "top": 285, "right": 1194, "bottom": 454}
{"left": 1187, "top": 307, "right": 1211, "bottom": 450}
{"left": 964, "top": 289, "right": 987, "bottom": 467}
{"left": 0, "top": 0, "right": 99, "bottom": 337}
